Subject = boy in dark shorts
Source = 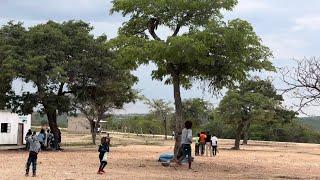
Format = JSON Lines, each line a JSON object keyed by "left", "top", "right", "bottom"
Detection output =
{"left": 178, "top": 121, "right": 193, "bottom": 169}
{"left": 25, "top": 131, "right": 41, "bottom": 177}
{"left": 97, "top": 137, "right": 109, "bottom": 174}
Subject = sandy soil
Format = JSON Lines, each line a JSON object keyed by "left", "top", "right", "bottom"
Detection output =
{"left": 1, "top": 133, "right": 320, "bottom": 180}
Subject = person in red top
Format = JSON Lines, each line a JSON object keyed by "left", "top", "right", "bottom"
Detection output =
{"left": 199, "top": 132, "right": 206, "bottom": 156}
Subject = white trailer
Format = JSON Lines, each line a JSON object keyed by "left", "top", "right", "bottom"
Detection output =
{"left": 0, "top": 111, "right": 31, "bottom": 145}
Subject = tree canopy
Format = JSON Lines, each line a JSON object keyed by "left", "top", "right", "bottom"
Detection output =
{"left": 217, "top": 78, "right": 295, "bottom": 149}
{"left": 111, "top": 0, "right": 274, "bottom": 158}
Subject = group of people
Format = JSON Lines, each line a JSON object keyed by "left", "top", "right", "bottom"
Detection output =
{"left": 24, "top": 129, "right": 111, "bottom": 177}
{"left": 194, "top": 131, "right": 218, "bottom": 157}
{"left": 25, "top": 128, "right": 61, "bottom": 151}
{"left": 23, "top": 122, "right": 216, "bottom": 176}
{"left": 178, "top": 121, "right": 219, "bottom": 169}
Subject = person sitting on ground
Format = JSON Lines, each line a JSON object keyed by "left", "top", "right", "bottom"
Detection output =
{"left": 97, "top": 137, "right": 109, "bottom": 174}
{"left": 25, "top": 131, "right": 41, "bottom": 177}
{"left": 178, "top": 121, "right": 193, "bottom": 169}
{"left": 199, "top": 132, "right": 206, "bottom": 156}
{"left": 205, "top": 131, "right": 212, "bottom": 157}
{"left": 25, "top": 129, "right": 32, "bottom": 151}
{"left": 211, "top": 134, "right": 218, "bottom": 156}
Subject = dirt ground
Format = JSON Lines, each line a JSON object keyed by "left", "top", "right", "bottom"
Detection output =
{"left": 1, "top": 133, "right": 320, "bottom": 180}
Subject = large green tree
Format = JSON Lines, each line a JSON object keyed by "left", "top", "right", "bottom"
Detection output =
{"left": 110, "top": 0, "right": 273, "bottom": 158}
{"left": 71, "top": 36, "right": 137, "bottom": 144}
{"left": 0, "top": 21, "right": 103, "bottom": 142}
{"left": 217, "top": 79, "right": 286, "bottom": 149}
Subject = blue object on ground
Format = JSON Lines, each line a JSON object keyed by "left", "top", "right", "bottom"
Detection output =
{"left": 158, "top": 152, "right": 189, "bottom": 164}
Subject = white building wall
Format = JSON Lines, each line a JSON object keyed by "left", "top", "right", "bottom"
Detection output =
{"left": 0, "top": 112, "right": 31, "bottom": 145}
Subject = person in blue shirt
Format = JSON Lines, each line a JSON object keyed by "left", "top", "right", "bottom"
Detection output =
{"left": 37, "top": 129, "right": 46, "bottom": 150}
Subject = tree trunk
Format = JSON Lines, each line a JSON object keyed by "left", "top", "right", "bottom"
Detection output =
{"left": 46, "top": 109, "right": 60, "bottom": 143}
{"left": 242, "top": 122, "right": 250, "bottom": 145}
{"left": 234, "top": 121, "right": 245, "bottom": 150}
{"left": 164, "top": 117, "right": 167, "bottom": 140}
{"left": 89, "top": 120, "right": 97, "bottom": 145}
{"left": 172, "top": 73, "right": 184, "bottom": 160}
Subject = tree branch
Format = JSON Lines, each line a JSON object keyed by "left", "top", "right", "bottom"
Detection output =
{"left": 148, "top": 17, "right": 161, "bottom": 40}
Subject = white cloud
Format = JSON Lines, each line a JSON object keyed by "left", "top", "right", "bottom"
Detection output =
{"left": 234, "top": 0, "right": 271, "bottom": 13}
{"left": 262, "top": 34, "right": 308, "bottom": 60}
{"left": 292, "top": 15, "right": 320, "bottom": 31}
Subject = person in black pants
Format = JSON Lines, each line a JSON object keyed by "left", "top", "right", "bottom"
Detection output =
{"left": 25, "top": 131, "right": 41, "bottom": 177}
{"left": 211, "top": 134, "right": 218, "bottom": 156}
{"left": 97, "top": 137, "right": 109, "bottom": 174}
{"left": 205, "top": 131, "right": 212, "bottom": 156}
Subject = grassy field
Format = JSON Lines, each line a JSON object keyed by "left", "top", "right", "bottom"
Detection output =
{"left": 0, "top": 132, "right": 320, "bottom": 180}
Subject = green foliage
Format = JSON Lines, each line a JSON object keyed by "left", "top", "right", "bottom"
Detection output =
{"left": 182, "top": 98, "right": 213, "bottom": 129}
{"left": 111, "top": 1, "right": 274, "bottom": 149}
{"left": 217, "top": 79, "right": 284, "bottom": 125}
{"left": 145, "top": 99, "right": 173, "bottom": 121}
{"left": 71, "top": 35, "right": 138, "bottom": 122}
{"left": 0, "top": 20, "right": 96, "bottom": 115}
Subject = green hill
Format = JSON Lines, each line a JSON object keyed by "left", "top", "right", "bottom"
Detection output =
{"left": 298, "top": 116, "right": 320, "bottom": 131}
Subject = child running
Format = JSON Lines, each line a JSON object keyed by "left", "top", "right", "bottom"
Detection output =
{"left": 25, "top": 131, "right": 41, "bottom": 177}
{"left": 97, "top": 136, "right": 109, "bottom": 174}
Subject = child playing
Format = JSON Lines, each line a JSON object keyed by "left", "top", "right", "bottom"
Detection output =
{"left": 25, "top": 131, "right": 41, "bottom": 177}
{"left": 97, "top": 136, "right": 109, "bottom": 174}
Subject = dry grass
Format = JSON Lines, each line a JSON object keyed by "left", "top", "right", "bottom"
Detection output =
{"left": 0, "top": 133, "right": 320, "bottom": 180}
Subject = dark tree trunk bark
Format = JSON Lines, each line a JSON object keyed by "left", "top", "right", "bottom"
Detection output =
{"left": 172, "top": 73, "right": 184, "bottom": 160}
{"left": 164, "top": 117, "right": 167, "bottom": 140}
{"left": 89, "top": 120, "right": 97, "bottom": 145}
{"left": 242, "top": 122, "right": 250, "bottom": 145}
{"left": 46, "top": 109, "right": 60, "bottom": 143}
{"left": 234, "top": 121, "right": 245, "bottom": 150}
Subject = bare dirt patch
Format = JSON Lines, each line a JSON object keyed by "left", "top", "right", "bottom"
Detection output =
{"left": 1, "top": 133, "right": 320, "bottom": 180}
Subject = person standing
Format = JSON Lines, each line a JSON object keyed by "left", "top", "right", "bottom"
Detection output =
{"left": 25, "top": 131, "right": 41, "bottom": 177}
{"left": 178, "top": 121, "right": 193, "bottom": 169}
{"left": 194, "top": 133, "right": 200, "bottom": 156}
{"left": 211, "top": 134, "right": 218, "bottom": 156}
{"left": 199, "top": 132, "right": 206, "bottom": 156}
{"left": 37, "top": 129, "right": 46, "bottom": 150}
{"left": 97, "top": 137, "right": 109, "bottom": 174}
{"left": 46, "top": 129, "right": 54, "bottom": 149}
{"left": 205, "top": 131, "right": 212, "bottom": 157}
{"left": 25, "top": 129, "right": 32, "bottom": 151}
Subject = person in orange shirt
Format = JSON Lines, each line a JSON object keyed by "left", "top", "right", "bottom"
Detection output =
{"left": 199, "top": 132, "right": 206, "bottom": 156}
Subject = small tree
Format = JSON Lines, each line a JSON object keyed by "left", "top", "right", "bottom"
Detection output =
{"left": 110, "top": 0, "right": 273, "bottom": 158}
{"left": 145, "top": 99, "right": 173, "bottom": 139}
{"left": 217, "top": 79, "right": 283, "bottom": 149}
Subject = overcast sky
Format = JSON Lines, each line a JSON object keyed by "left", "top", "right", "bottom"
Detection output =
{"left": 1, "top": 0, "right": 320, "bottom": 116}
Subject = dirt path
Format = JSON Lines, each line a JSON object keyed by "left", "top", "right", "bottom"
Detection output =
{"left": 1, "top": 137, "right": 320, "bottom": 180}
